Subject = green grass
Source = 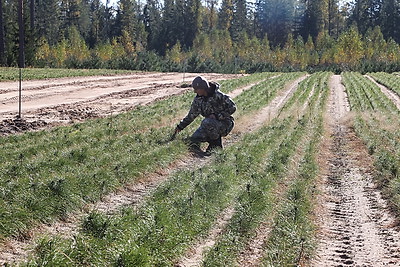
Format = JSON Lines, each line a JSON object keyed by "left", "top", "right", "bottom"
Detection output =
{"left": 0, "top": 67, "right": 137, "bottom": 81}
{"left": 0, "top": 72, "right": 290, "bottom": 242}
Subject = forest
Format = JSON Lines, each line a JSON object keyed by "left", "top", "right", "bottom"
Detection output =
{"left": 1, "top": 0, "right": 400, "bottom": 73}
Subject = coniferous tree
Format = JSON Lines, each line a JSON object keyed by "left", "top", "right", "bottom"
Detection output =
{"left": 257, "top": 0, "right": 296, "bottom": 47}
{"left": 0, "top": 0, "right": 5, "bottom": 65}
{"left": 379, "top": 0, "right": 400, "bottom": 43}
{"left": 143, "top": 0, "right": 161, "bottom": 51}
{"left": 116, "top": 0, "right": 147, "bottom": 51}
{"left": 87, "top": 0, "right": 103, "bottom": 48}
{"left": 300, "top": 0, "right": 329, "bottom": 41}
{"left": 327, "top": 0, "right": 340, "bottom": 37}
{"left": 184, "top": 0, "right": 201, "bottom": 47}
{"left": 230, "top": 0, "right": 247, "bottom": 41}
{"left": 160, "top": 0, "right": 175, "bottom": 54}
{"left": 36, "top": 0, "right": 61, "bottom": 45}
{"left": 349, "top": 0, "right": 382, "bottom": 35}
{"left": 18, "top": 0, "right": 25, "bottom": 68}
{"left": 218, "top": 0, "right": 234, "bottom": 32}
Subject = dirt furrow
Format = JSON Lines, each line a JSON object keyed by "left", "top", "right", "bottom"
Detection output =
{"left": 365, "top": 75, "right": 400, "bottom": 110}
{"left": 234, "top": 75, "right": 309, "bottom": 135}
{"left": 312, "top": 75, "right": 400, "bottom": 266}
{"left": 175, "top": 207, "right": 236, "bottom": 267}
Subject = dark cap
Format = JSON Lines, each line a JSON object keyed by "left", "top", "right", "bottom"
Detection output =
{"left": 192, "top": 76, "right": 209, "bottom": 90}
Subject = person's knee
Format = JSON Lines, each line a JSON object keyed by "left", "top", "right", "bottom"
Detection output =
{"left": 201, "top": 118, "right": 215, "bottom": 128}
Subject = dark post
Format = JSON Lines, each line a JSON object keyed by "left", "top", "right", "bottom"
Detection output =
{"left": 18, "top": 0, "right": 25, "bottom": 118}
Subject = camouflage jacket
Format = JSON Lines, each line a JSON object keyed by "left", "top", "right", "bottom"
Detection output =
{"left": 177, "top": 82, "right": 236, "bottom": 130}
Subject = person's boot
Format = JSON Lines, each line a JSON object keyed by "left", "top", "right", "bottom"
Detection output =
{"left": 205, "top": 137, "right": 222, "bottom": 155}
{"left": 188, "top": 138, "right": 204, "bottom": 156}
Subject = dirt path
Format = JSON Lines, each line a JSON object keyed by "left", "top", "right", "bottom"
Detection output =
{"left": 0, "top": 72, "right": 237, "bottom": 134}
{"left": 312, "top": 75, "right": 400, "bottom": 266}
{"left": 0, "top": 75, "right": 273, "bottom": 266}
{"left": 365, "top": 75, "right": 400, "bottom": 110}
{"left": 233, "top": 75, "right": 309, "bottom": 135}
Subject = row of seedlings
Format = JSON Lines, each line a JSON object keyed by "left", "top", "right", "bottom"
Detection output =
{"left": 342, "top": 72, "right": 399, "bottom": 112}
{"left": 369, "top": 72, "right": 400, "bottom": 97}
{"left": 261, "top": 72, "right": 329, "bottom": 266}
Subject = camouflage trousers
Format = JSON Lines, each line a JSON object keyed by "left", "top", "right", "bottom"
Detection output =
{"left": 190, "top": 118, "right": 234, "bottom": 143}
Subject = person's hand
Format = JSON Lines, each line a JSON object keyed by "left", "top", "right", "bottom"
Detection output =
{"left": 174, "top": 127, "right": 181, "bottom": 134}
{"left": 208, "top": 114, "right": 216, "bottom": 119}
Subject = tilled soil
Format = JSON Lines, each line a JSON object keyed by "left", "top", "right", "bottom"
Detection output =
{"left": 0, "top": 72, "right": 236, "bottom": 135}
{"left": 313, "top": 75, "right": 400, "bottom": 266}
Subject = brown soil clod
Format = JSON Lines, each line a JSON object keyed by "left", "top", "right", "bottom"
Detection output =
{"left": 0, "top": 117, "right": 47, "bottom": 135}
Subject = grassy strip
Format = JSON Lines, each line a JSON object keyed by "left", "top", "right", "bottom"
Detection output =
{"left": 201, "top": 72, "right": 329, "bottom": 266}
{"left": 369, "top": 72, "right": 400, "bottom": 97}
{"left": 0, "top": 72, "right": 291, "bottom": 241}
{"left": 353, "top": 115, "right": 400, "bottom": 212}
{"left": 202, "top": 118, "right": 308, "bottom": 267}
{"left": 261, "top": 77, "right": 328, "bottom": 266}
{"left": 0, "top": 67, "right": 136, "bottom": 81}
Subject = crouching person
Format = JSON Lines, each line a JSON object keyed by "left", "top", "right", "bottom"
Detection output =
{"left": 175, "top": 76, "right": 236, "bottom": 155}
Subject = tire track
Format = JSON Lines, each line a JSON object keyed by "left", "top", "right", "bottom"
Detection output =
{"left": 312, "top": 75, "right": 400, "bottom": 266}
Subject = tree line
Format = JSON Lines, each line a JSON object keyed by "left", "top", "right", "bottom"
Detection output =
{"left": 1, "top": 0, "right": 400, "bottom": 73}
